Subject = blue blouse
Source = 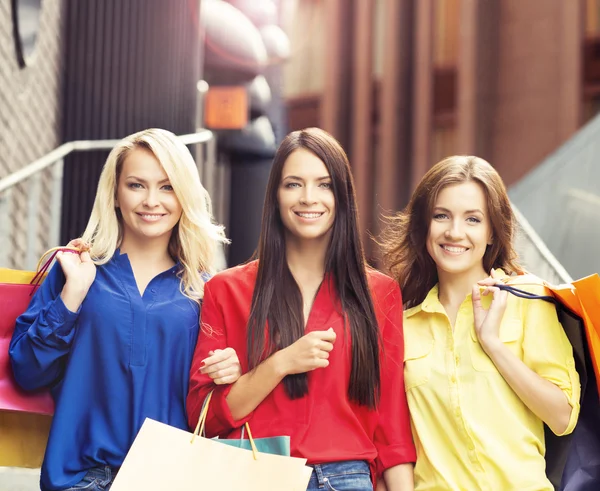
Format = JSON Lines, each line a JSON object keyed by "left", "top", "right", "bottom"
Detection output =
{"left": 9, "top": 252, "right": 200, "bottom": 491}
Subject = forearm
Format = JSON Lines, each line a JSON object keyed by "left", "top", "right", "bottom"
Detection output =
{"left": 225, "top": 350, "right": 287, "bottom": 421}
{"left": 482, "top": 339, "right": 573, "bottom": 434}
{"left": 382, "top": 463, "right": 414, "bottom": 491}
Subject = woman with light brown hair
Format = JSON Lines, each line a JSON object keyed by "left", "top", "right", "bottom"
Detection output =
{"left": 380, "top": 155, "right": 580, "bottom": 490}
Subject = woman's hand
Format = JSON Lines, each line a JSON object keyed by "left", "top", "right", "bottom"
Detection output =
{"left": 276, "top": 328, "right": 336, "bottom": 376}
{"left": 200, "top": 348, "right": 242, "bottom": 385}
{"left": 472, "top": 269, "right": 508, "bottom": 351}
{"left": 58, "top": 239, "right": 96, "bottom": 312}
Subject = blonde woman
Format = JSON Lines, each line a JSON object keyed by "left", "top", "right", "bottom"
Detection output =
{"left": 10, "top": 129, "right": 240, "bottom": 491}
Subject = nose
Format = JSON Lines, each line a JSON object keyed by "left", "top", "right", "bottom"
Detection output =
{"left": 143, "top": 188, "right": 160, "bottom": 208}
{"left": 299, "top": 185, "right": 317, "bottom": 205}
{"left": 444, "top": 219, "right": 464, "bottom": 240}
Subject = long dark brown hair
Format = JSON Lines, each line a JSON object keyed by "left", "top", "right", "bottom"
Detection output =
{"left": 247, "top": 127, "right": 381, "bottom": 408}
{"left": 380, "top": 155, "right": 522, "bottom": 308}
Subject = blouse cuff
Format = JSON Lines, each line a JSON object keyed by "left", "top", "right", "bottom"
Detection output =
{"left": 376, "top": 443, "right": 417, "bottom": 475}
{"left": 211, "top": 384, "right": 253, "bottom": 431}
{"left": 45, "top": 295, "right": 80, "bottom": 338}
{"left": 554, "top": 360, "right": 581, "bottom": 437}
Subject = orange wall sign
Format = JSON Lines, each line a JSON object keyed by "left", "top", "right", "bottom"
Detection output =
{"left": 204, "top": 86, "right": 249, "bottom": 130}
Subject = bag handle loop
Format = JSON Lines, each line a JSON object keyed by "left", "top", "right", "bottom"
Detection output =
{"left": 190, "top": 390, "right": 259, "bottom": 460}
{"left": 29, "top": 246, "right": 80, "bottom": 294}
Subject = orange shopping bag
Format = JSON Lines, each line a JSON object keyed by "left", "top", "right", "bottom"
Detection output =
{"left": 500, "top": 273, "right": 600, "bottom": 490}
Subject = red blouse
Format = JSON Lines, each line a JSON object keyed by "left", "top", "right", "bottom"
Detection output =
{"left": 187, "top": 261, "right": 416, "bottom": 475}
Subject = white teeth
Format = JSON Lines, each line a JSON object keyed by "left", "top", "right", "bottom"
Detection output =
{"left": 297, "top": 212, "right": 323, "bottom": 219}
{"left": 443, "top": 245, "right": 467, "bottom": 253}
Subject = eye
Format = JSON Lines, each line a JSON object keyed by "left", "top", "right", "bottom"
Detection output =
{"left": 433, "top": 213, "right": 448, "bottom": 220}
{"left": 285, "top": 182, "right": 301, "bottom": 189}
{"left": 467, "top": 217, "right": 481, "bottom": 224}
{"left": 127, "top": 182, "right": 143, "bottom": 189}
{"left": 319, "top": 182, "right": 332, "bottom": 190}
{"left": 161, "top": 184, "right": 174, "bottom": 191}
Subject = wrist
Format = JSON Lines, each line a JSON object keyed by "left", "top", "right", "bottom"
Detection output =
{"left": 479, "top": 334, "right": 503, "bottom": 356}
{"left": 267, "top": 350, "right": 290, "bottom": 379}
{"left": 60, "top": 284, "right": 88, "bottom": 312}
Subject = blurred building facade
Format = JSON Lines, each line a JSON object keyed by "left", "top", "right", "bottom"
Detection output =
{"left": 284, "top": 0, "right": 600, "bottom": 256}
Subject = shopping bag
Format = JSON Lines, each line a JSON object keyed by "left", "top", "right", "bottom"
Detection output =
{"left": 198, "top": 390, "right": 291, "bottom": 456}
{"left": 0, "top": 247, "right": 77, "bottom": 414}
{"left": 499, "top": 274, "right": 600, "bottom": 490}
{"left": 0, "top": 247, "right": 77, "bottom": 468}
{"left": 111, "top": 391, "right": 313, "bottom": 491}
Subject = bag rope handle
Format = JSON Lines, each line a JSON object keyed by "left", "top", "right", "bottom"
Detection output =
{"left": 29, "top": 246, "right": 81, "bottom": 294}
{"left": 190, "top": 390, "right": 259, "bottom": 460}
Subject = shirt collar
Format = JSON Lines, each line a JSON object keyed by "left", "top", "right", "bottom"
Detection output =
{"left": 405, "top": 268, "right": 509, "bottom": 318}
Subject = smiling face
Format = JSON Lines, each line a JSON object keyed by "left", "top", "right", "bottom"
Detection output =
{"left": 116, "top": 147, "right": 183, "bottom": 249}
{"left": 277, "top": 148, "right": 336, "bottom": 245}
{"left": 426, "top": 181, "right": 492, "bottom": 281}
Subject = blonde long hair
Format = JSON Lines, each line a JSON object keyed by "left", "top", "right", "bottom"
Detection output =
{"left": 380, "top": 155, "right": 522, "bottom": 308}
{"left": 81, "top": 128, "right": 229, "bottom": 302}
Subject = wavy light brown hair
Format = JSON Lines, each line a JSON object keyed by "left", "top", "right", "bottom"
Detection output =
{"left": 380, "top": 155, "right": 522, "bottom": 308}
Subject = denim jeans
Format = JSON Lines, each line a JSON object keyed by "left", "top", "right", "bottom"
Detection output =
{"left": 62, "top": 466, "right": 118, "bottom": 491}
{"left": 306, "top": 460, "right": 373, "bottom": 490}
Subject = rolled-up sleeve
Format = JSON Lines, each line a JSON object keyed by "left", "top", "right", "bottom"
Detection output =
{"left": 374, "top": 283, "right": 417, "bottom": 473}
{"left": 522, "top": 284, "right": 581, "bottom": 436}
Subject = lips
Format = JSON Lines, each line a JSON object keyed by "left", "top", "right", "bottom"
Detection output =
{"left": 136, "top": 213, "right": 166, "bottom": 222}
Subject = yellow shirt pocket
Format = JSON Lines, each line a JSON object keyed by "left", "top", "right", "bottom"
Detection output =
{"left": 469, "top": 319, "right": 524, "bottom": 372}
{"left": 404, "top": 328, "right": 434, "bottom": 390}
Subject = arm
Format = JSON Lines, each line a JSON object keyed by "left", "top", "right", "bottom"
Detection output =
{"left": 9, "top": 246, "right": 95, "bottom": 390}
{"left": 375, "top": 283, "right": 416, "bottom": 491}
{"left": 224, "top": 328, "right": 335, "bottom": 420}
{"left": 473, "top": 279, "right": 580, "bottom": 436}
{"left": 187, "top": 280, "right": 337, "bottom": 435}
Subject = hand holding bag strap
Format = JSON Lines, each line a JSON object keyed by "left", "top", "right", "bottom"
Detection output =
{"left": 191, "top": 390, "right": 259, "bottom": 460}
{"left": 29, "top": 246, "right": 80, "bottom": 292}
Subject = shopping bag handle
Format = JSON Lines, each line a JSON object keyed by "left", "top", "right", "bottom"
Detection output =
{"left": 29, "top": 246, "right": 81, "bottom": 294}
{"left": 495, "top": 283, "right": 561, "bottom": 306}
{"left": 190, "top": 390, "right": 260, "bottom": 460}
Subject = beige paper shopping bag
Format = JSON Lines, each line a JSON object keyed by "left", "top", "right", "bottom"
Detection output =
{"left": 111, "top": 418, "right": 312, "bottom": 491}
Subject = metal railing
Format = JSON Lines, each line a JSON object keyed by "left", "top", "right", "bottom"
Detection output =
{"left": 512, "top": 205, "right": 573, "bottom": 284}
{"left": 0, "top": 130, "right": 222, "bottom": 270}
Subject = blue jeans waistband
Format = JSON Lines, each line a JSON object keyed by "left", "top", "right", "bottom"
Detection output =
{"left": 308, "top": 460, "right": 370, "bottom": 486}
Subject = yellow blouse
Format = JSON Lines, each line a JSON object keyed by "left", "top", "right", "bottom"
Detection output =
{"left": 404, "top": 282, "right": 580, "bottom": 491}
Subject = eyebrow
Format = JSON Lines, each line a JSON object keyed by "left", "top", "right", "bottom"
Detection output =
{"left": 282, "top": 175, "right": 331, "bottom": 181}
{"left": 434, "top": 206, "right": 484, "bottom": 215}
{"left": 125, "top": 176, "right": 170, "bottom": 184}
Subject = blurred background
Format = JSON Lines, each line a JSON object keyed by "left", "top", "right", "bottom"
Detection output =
{"left": 1, "top": 0, "right": 600, "bottom": 486}
{"left": 2, "top": 0, "right": 600, "bottom": 280}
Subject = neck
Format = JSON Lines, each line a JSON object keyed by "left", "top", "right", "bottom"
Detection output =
{"left": 437, "top": 266, "right": 488, "bottom": 307}
{"left": 284, "top": 234, "right": 328, "bottom": 285}
{"left": 119, "top": 233, "right": 174, "bottom": 268}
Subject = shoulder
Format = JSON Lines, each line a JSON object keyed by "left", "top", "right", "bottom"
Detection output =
{"left": 205, "top": 260, "right": 258, "bottom": 294}
{"left": 505, "top": 273, "right": 553, "bottom": 298}
{"left": 366, "top": 267, "right": 398, "bottom": 293}
{"left": 365, "top": 268, "right": 401, "bottom": 310}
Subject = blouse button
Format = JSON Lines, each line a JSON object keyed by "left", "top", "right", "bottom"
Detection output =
{"left": 450, "top": 375, "right": 457, "bottom": 384}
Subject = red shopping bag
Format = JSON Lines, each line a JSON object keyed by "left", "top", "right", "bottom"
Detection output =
{"left": 0, "top": 247, "right": 78, "bottom": 415}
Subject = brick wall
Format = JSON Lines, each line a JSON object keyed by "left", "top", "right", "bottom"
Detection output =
{"left": 0, "top": 0, "right": 64, "bottom": 268}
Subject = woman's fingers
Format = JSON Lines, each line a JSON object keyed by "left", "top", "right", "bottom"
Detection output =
{"left": 201, "top": 348, "right": 240, "bottom": 375}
